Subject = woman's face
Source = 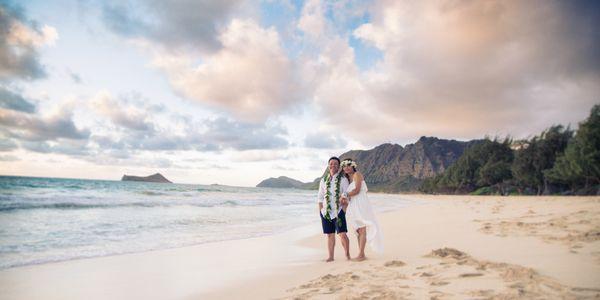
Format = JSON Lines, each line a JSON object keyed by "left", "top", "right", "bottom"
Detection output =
{"left": 342, "top": 165, "right": 353, "bottom": 174}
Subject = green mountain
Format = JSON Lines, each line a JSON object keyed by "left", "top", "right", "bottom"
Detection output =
{"left": 258, "top": 136, "right": 478, "bottom": 193}
{"left": 337, "top": 136, "right": 480, "bottom": 193}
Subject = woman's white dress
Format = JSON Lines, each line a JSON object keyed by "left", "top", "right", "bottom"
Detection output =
{"left": 346, "top": 180, "right": 384, "bottom": 253}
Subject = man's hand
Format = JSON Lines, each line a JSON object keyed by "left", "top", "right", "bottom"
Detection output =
{"left": 318, "top": 202, "right": 323, "bottom": 214}
{"left": 340, "top": 197, "right": 348, "bottom": 205}
{"left": 340, "top": 196, "right": 349, "bottom": 212}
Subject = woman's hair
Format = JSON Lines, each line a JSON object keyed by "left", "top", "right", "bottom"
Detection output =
{"left": 341, "top": 158, "right": 357, "bottom": 181}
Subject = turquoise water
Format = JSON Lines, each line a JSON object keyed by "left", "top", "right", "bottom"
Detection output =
{"left": 0, "top": 176, "right": 414, "bottom": 269}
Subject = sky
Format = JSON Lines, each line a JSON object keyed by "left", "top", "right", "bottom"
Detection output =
{"left": 0, "top": 0, "right": 598, "bottom": 186}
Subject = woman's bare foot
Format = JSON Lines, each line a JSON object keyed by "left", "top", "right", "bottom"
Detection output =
{"left": 346, "top": 254, "right": 351, "bottom": 260}
{"left": 325, "top": 257, "right": 334, "bottom": 262}
{"left": 353, "top": 255, "right": 366, "bottom": 262}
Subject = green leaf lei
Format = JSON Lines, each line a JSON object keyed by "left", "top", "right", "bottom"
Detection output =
{"left": 324, "top": 172, "right": 343, "bottom": 227}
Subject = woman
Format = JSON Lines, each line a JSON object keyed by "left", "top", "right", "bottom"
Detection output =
{"left": 340, "top": 158, "right": 384, "bottom": 261}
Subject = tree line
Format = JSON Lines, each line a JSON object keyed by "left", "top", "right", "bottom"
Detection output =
{"left": 420, "top": 104, "right": 599, "bottom": 195}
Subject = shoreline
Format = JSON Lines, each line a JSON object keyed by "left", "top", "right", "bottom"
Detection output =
{"left": 0, "top": 191, "right": 416, "bottom": 272}
{"left": 1, "top": 195, "right": 599, "bottom": 299}
{"left": 0, "top": 221, "right": 323, "bottom": 300}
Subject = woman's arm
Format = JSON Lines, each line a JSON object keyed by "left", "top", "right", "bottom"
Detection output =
{"left": 347, "top": 172, "right": 364, "bottom": 197}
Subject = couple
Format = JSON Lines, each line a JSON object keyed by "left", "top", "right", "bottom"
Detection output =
{"left": 318, "top": 157, "right": 383, "bottom": 262}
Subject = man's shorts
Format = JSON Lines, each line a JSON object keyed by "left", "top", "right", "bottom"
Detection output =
{"left": 320, "top": 209, "right": 348, "bottom": 234}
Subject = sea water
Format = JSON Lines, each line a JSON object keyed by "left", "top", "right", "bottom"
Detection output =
{"left": 0, "top": 175, "right": 416, "bottom": 269}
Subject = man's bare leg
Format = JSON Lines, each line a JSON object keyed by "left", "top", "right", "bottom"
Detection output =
{"left": 326, "top": 233, "right": 335, "bottom": 262}
{"left": 338, "top": 232, "right": 350, "bottom": 260}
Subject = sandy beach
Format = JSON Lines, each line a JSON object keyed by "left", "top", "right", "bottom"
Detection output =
{"left": 1, "top": 195, "right": 599, "bottom": 299}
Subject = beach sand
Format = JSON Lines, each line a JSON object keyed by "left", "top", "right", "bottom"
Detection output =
{"left": 1, "top": 195, "right": 599, "bottom": 299}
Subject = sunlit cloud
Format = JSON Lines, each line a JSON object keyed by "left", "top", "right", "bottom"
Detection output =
{"left": 153, "top": 19, "right": 305, "bottom": 123}
{"left": 0, "top": 3, "right": 57, "bottom": 80}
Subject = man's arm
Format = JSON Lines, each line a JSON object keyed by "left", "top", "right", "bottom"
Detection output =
{"left": 317, "top": 178, "right": 325, "bottom": 212}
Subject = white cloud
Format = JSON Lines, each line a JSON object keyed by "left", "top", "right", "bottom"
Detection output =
{"left": 0, "top": 103, "right": 89, "bottom": 142}
{"left": 7, "top": 23, "right": 58, "bottom": 47}
{"left": 297, "top": 0, "right": 325, "bottom": 38}
{"left": 154, "top": 19, "right": 303, "bottom": 123}
{"left": 0, "top": 4, "right": 58, "bottom": 80}
{"left": 89, "top": 91, "right": 153, "bottom": 131}
{"left": 304, "top": 130, "right": 347, "bottom": 149}
{"left": 100, "top": 0, "right": 243, "bottom": 53}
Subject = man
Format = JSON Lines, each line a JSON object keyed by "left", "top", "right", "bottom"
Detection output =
{"left": 317, "top": 156, "right": 350, "bottom": 262}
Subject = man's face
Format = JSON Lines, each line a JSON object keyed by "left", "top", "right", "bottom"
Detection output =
{"left": 328, "top": 159, "right": 340, "bottom": 174}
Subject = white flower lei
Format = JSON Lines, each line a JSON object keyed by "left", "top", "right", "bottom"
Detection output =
{"left": 324, "top": 172, "right": 343, "bottom": 226}
{"left": 341, "top": 160, "right": 357, "bottom": 168}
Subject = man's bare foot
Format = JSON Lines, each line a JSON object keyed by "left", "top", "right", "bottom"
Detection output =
{"left": 353, "top": 255, "right": 366, "bottom": 262}
{"left": 325, "top": 257, "right": 334, "bottom": 262}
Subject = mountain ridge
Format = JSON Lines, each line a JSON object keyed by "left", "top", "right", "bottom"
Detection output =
{"left": 257, "top": 136, "right": 481, "bottom": 192}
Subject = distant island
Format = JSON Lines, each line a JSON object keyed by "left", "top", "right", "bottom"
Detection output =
{"left": 121, "top": 173, "right": 172, "bottom": 183}
{"left": 256, "top": 176, "right": 312, "bottom": 189}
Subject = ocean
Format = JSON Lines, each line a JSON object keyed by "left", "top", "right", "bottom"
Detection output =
{"left": 0, "top": 175, "right": 415, "bottom": 270}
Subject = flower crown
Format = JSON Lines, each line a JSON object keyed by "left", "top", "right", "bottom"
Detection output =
{"left": 341, "top": 160, "right": 357, "bottom": 168}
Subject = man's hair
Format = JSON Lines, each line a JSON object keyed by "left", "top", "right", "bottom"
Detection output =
{"left": 328, "top": 156, "right": 340, "bottom": 164}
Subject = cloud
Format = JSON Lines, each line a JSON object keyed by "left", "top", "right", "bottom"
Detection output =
{"left": 85, "top": 90, "right": 289, "bottom": 152}
{"left": 0, "top": 136, "right": 16, "bottom": 151}
{"left": 304, "top": 131, "right": 347, "bottom": 149}
{"left": 20, "top": 139, "right": 89, "bottom": 156}
{"left": 304, "top": 0, "right": 600, "bottom": 144}
{"left": 229, "top": 149, "right": 291, "bottom": 162}
{"left": 4, "top": 90, "right": 290, "bottom": 163}
{"left": 0, "top": 104, "right": 90, "bottom": 142}
{"left": 0, "top": 154, "right": 17, "bottom": 161}
{"left": 0, "top": 2, "right": 57, "bottom": 81}
{"left": 90, "top": 91, "right": 154, "bottom": 131}
{"left": 81, "top": 151, "right": 173, "bottom": 169}
{"left": 154, "top": 19, "right": 304, "bottom": 123}
{"left": 300, "top": 36, "right": 392, "bottom": 142}
{"left": 201, "top": 117, "right": 289, "bottom": 151}
{"left": 0, "top": 87, "right": 289, "bottom": 162}
{"left": 0, "top": 86, "right": 36, "bottom": 113}
{"left": 68, "top": 71, "right": 82, "bottom": 84}
{"left": 101, "top": 0, "right": 243, "bottom": 53}
{"left": 298, "top": 0, "right": 326, "bottom": 38}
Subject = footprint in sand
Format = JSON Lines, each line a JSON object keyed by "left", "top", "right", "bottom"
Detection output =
{"left": 459, "top": 273, "right": 484, "bottom": 278}
{"left": 384, "top": 260, "right": 406, "bottom": 267}
{"left": 420, "top": 272, "right": 435, "bottom": 277}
